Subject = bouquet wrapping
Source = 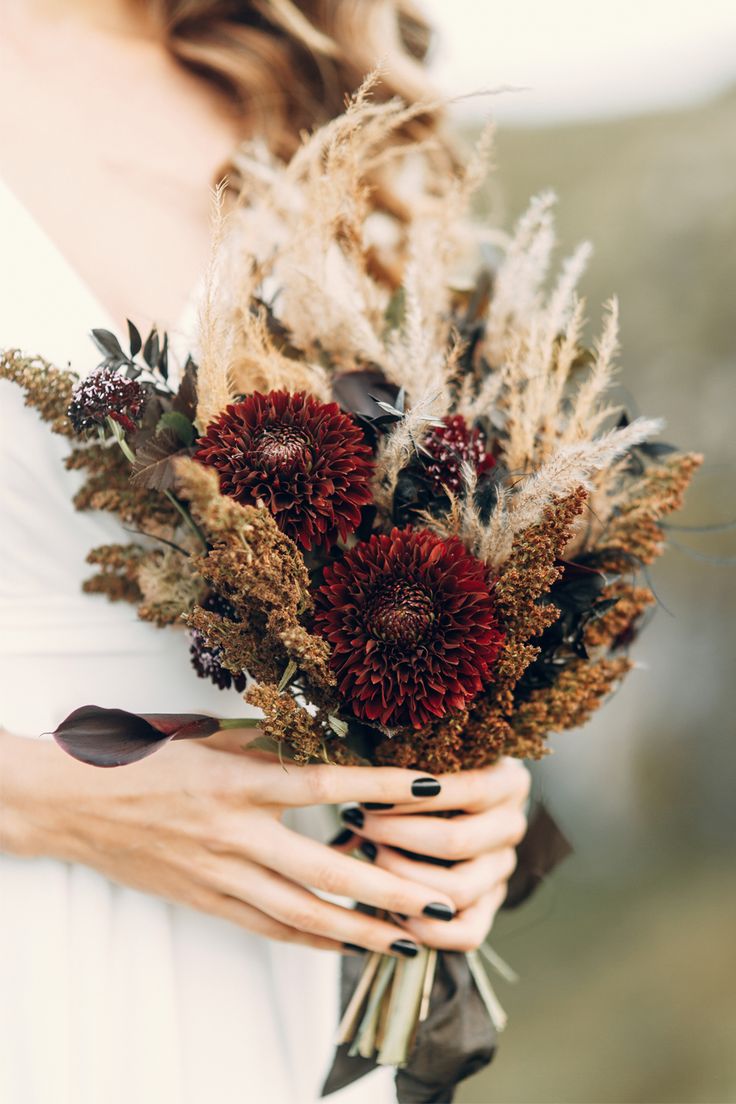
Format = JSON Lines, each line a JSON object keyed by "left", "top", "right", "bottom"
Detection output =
{"left": 2, "top": 80, "right": 700, "bottom": 1102}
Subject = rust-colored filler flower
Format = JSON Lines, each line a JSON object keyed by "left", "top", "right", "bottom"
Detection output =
{"left": 195, "top": 389, "right": 373, "bottom": 551}
{"left": 314, "top": 528, "right": 504, "bottom": 729}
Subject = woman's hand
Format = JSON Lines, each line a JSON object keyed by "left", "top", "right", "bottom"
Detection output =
{"left": 332, "top": 758, "right": 531, "bottom": 952}
{"left": 0, "top": 729, "right": 461, "bottom": 957}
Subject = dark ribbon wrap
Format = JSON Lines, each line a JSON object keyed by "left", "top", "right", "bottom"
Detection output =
{"left": 321, "top": 803, "right": 572, "bottom": 1103}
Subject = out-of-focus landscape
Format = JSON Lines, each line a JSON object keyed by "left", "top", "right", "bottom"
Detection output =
{"left": 456, "top": 88, "right": 736, "bottom": 1104}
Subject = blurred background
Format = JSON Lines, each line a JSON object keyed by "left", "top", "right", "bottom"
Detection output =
{"left": 419, "top": 2, "right": 736, "bottom": 1101}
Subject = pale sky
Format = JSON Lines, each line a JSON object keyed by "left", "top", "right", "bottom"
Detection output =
{"left": 420, "top": 0, "right": 736, "bottom": 122}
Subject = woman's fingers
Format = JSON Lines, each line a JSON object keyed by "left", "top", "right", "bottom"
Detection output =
{"left": 239, "top": 756, "right": 442, "bottom": 809}
{"left": 212, "top": 856, "right": 424, "bottom": 957}
{"left": 398, "top": 883, "right": 507, "bottom": 953}
{"left": 362, "top": 758, "right": 531, "bottom": 816}
{"left": 199, "top": 887, "right": 348, "bottom": 953}
{"left": 372, "top": 844, "right": 518, "bottom": 911}
{"left": 260, "top": 822, "right": 457, "bottom": 920}
{"left": 344, "top": 799, "right": 528, "bottom": 862}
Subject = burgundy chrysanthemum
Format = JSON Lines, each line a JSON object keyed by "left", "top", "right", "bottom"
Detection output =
{"left": 195, "top": 390, "right": 374, "bottom": 551}
{"left": 313, "top": 528, "right": 504, "bottom": 729}
{"left": 422, "top": 414, "right": 495, "bottom": 495}
{"left": 189, "top": 595, "right": 247, "bottom": 693}
{"left": 67, "top": 368, "right": 145, "bottom": 434}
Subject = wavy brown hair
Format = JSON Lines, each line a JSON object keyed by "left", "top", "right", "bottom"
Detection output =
{"left": 139, "top": 0, "right": 437, "bottom": 164}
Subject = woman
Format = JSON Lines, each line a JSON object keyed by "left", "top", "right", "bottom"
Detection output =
{"left": 0, "top": 2, "right": 530, "bottom": 1102}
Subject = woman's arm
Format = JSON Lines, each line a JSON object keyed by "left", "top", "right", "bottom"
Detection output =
{"left": 0, "top": 729, "right": 528, "bottom": 954}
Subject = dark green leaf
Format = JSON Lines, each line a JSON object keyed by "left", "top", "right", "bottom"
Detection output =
{"left": 157, "top": 410, "right": 195, "bottom": 446}
{"left": 384, "top": 285, "right": 406, "bottom": 332}
{"left": 143, "top": 328, "right": 159, "bottom": 370}
{"left": 90, "top": 328, "right": 125, "bottom": 361}
{"left": 158, "top": 332, "right": 169, "bottom": 379}
{"left": 127, "top": 319, "right": 142, "bottom": 359}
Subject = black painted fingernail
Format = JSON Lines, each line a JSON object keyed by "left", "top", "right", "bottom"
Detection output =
{"left": 359, "top": 840, "right": 377, "bottom": 861}
{"left": 329, "top": 827, "right": 354, "bottom": 847}
{"left": 363, "top": 802, "right": 394, "bottom": 810}
{"left": 423, "top": 902, "right": 455, "bottom": 922}
{"left": 411, "top": 777, "right": 441, "bottom": 798}
{"left": 343, "top": 943, "right": 366, "bottom": 954}
{"left": 390, "top": 939, "right": 419, "bottom": 958}
{"left": 341, "top": 806, "right": 364, "bottom": 829}
{"left": 395, "top": 846, "right": 456, "bottom": 868}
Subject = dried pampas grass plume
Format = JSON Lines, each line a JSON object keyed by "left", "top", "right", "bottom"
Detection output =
{"left": 195, "top": 182, "right": 236, "bottom": 431}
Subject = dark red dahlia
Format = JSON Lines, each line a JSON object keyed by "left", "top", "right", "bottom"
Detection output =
{"left": 422, "top": 414, "right": 495, "bottom": 495}
{"left": 67, "top": 368, "right": 145, "bottom": 434}
{"left": 313, "top": 528, "right": 504, "bottom": 729}
{"left": 195, "top": 390, "right": 373, "bottom": 551}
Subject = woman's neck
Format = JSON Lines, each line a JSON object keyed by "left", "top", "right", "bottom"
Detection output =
{"left": 10, "top": 0, "right": 158, "bottom": 39}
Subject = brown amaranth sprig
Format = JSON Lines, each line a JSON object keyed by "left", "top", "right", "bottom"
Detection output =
{"left": 506, "top": 656, "right": 633, "bottom": 758}
{"left": 0, "top": 349, "right": 77, "bottom": 436}
{"left": 490, "top": 486, "right": 590, "bottom": 707}
{"left": 83, "top": 543, "right": 204, "bottom": 627}
{"left": 67, "top": 442, "right": 178, "bottom": 534}
{"left": 597, "top": 452, "right": 703, "bottom": 569}
{"left": 245, "top": 683, "right": 325, "bottom": 765}
{"left": 82, "top": 543, "right": 146, "bottom": 606}
{"left": 584, "top": 582, "right": 655, "bottom": 650}
{"left": 176, "top": 458, "right": 334, "bottom": 693}
{"left": 374, "top": 709, "right": 470, "bottom": 774}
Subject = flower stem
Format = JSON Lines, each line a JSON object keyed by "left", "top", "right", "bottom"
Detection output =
{"left": 218, "top": 718, "right": 262, "bottom": 730}
{"left": 163, "top": 489, "right": 208, "bottom": 551}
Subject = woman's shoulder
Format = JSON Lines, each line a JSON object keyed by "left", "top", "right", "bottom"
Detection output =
{"left": 0, "top": 177, "right": 104, "bottom": 372}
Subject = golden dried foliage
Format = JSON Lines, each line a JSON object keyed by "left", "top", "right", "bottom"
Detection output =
{"left": 507, "top": 656, "right": 633, "bottom": 757}
{"left": 82, "top": 544, "right": 145, "bottom": 606}
{"left": 193, "top": 77, "right": 486, "bottom": 440}
{"left": 374, "top": 709, "right": 470, "bottom": 774}
{"left": 245, "top": 683, "right": 325, "bottom": 765}
{"left": 0, "top": 349, "right": 77, "bottom": 436}
{"left": 599, "top": 452, "right": 704, "bottom": 567}
{"left": 67, "top": 442, "right": 178, "bottom": 534}
{"left": 136, "top": 548, "right": 206, "bottom": 627}
{"left": 227, "top": 306, "right": 331, "bottom": 402}
{"left": 176, "top": 457, "right": 333, "bottom": 692}
{"left": 584, "top": 583, "right": 655, "bottom": 651}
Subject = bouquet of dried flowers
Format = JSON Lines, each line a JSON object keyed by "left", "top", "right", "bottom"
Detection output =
{"left": 2, "top": 79, "right": 701, "bottom": 1103}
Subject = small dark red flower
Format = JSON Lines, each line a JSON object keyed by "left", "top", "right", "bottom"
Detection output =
{"left": 313, "top": 528, "right": 504, "bottom": 729}
{"left": 67, "top": 368, "right": 145, "bottom": 433}
{"left": 422, "top": 414, "right": 495, "bottom": 495}
{"left": 195, "top": 390, "right": 374, "bottom": 551}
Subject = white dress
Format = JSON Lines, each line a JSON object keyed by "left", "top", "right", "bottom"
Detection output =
{"left": 0, "top": 177, "right": 393, "bottom": 1104}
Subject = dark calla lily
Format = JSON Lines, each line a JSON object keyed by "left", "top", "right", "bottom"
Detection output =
{"left": 52, "top": 705, "right": 230, "bottom": 767}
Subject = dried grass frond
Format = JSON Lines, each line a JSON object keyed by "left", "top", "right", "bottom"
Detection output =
{"left": 227, "top": 306, "right": 331, "bottom": 401}
{"left": 481, "top": 417, "right": 663, "bottom": 565}
{"left": 195, "top": 182, "right": 236, "bottom": 430}
{"left": 485, "top": 191, "right": 557, "bottom": 363}
{"left": 561, "top": 298, "right": 620, "bottom": 443}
